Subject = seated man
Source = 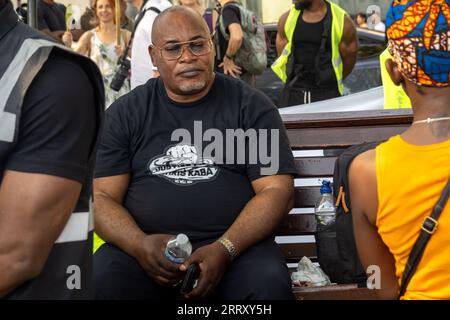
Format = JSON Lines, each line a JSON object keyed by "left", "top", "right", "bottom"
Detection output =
{"left": 93, "top": 6, "right": 297, "bottom": 300}
{"left": 349, "top": 0, "right": 450, "bottom": 300}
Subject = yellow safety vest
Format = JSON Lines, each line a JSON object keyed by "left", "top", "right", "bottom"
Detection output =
{"left": 271, "top": 2, "right": 347, "bottom": 95}
{"left": 380, "top": 48, "right": 412, "bottom": 109}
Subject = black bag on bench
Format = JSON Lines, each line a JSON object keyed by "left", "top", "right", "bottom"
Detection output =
{"left": 315, "top": 141, "right": 383, "bottom": 284}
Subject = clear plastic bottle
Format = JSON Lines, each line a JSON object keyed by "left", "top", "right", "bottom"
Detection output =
{"left": 164, "top": 233, "right": 192, "bottom": 264}
{"left": 315, "top": 180, "right": 336, "bottom": 226}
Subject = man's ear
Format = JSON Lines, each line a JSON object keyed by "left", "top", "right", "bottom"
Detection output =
{"left": 148, "top": 45, "right": 158, "bottom": 69}
{"left": 385, "top": 58, "right": 403, "bottom": 86}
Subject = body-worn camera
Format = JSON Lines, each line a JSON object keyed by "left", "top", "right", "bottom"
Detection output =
{"left": 110, "top": 55, "right": 131, "bottom": 92}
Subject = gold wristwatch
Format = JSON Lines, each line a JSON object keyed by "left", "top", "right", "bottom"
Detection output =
{"left": 217, "top": 237, "right": 238, "bottom": 261}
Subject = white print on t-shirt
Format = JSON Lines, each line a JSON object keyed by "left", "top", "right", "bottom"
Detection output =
{"left": 148, "top": 144, "right": 219, "bottom": 186}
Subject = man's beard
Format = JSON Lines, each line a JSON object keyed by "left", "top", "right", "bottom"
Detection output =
{"left": 295, "top": 0, "right": 313, "bottom": 10}
{"left": 178, "top": 80, "right": 207, "bottom": 94}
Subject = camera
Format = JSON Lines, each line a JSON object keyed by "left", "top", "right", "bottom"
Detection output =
{"left": 16, "top": 4, "right": 28, "bottom": 24}
{"left": 110, "top": 55, "right": 131, "bottom": 92}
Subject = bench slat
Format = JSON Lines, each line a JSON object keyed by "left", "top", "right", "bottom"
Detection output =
{"left": 282, "top": 109, "right": 413, "bottom": 129}
{"left": 279, "top": 242, "right": 316, "bottom": 260}
{"left": 277, "top": 214, "right": 316, "bottom": 236}
{"left": 294, "top": 186, "right": 321, "bottom": 208}
{"left": 293, "top": 285, "right": 379, "bottom": 300}
{"left": 294, "top": 157, "right": 336, "bottom": 177}
{"left": 287, "top": 125, "right": 408, "bottom": 149}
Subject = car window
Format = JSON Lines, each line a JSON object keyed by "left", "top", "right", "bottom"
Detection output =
{"left": 330, "top": 0, "right": 389, "bottom": 21}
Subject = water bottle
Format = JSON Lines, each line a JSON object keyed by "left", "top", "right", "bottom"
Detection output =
{"left": 164, "top": 233, "right": 192, "bottom": 264}
{"left": 315, "top": 180, "right": 336, "bottom": 226}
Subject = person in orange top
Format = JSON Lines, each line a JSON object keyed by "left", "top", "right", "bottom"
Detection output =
{"left": 348, "top": 0, "right": 450, "bottom": 300}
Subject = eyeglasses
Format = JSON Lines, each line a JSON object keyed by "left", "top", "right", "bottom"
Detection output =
{"left": 152, "top": 39, "right": 213, "bottom": 61}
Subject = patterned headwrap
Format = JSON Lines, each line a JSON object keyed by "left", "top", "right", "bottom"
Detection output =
{"left": 386, "top": 0, "right": 450, "bottom": 87}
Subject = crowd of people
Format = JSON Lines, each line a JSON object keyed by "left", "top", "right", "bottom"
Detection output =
{"left": 27, "top": 0, "right": 391, "bottom": 109}
{"left": 0, "top": 0, "right": 449, "bottom": 301}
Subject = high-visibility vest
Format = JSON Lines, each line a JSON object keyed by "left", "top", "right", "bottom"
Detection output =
{"left": 1, "top": 3, "right": 104, "bottom": 299}
{"left": 380, "top": 48, "right": 412, "bottom": 109}
{"left": 271, "top": 1, "right": 347, "bottom": 95}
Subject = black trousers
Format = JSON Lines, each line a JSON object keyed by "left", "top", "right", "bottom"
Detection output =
{"left": 94, "top": 238, "right": 294, "bottom": 300}
{"left": 278, "top": 85, "right": 341, "bottom": 108}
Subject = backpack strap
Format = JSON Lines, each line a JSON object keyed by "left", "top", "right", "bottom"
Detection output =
{"left": 122, "top": 3, "right": 161, "bottom": 58}
{"left": 398, "top": 178, "right": 450, "bottom": 299}
{"left": 314, "top": 2, "right": 333, "bottom": 87}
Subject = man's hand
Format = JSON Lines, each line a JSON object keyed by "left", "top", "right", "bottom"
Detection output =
{"left": 219, "top": 56, "right": 242, "bottom": 79}
{"left": 135, "top": 234, "right": 185, "bottom": 286}
{"left": 62, "top": 31, "right": 73, "bottom": 47}
{"left": 179, "top": 241, "right": 231, "bottom": 299}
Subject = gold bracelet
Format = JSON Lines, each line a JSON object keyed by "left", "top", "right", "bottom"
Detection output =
{"left": 217, "top": 237, "right": 238, "bottom": 261}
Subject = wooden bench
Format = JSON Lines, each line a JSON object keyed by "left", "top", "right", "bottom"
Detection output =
{"left": 277, "top": 109, "right": 413, "bottom": 300}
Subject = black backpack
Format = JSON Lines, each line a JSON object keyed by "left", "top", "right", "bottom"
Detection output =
{"left": 315, "top": 141, "right": 383, "bottom": 285}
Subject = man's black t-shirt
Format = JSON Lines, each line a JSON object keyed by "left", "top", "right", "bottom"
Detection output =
{"left": 216, "top": 4, "right": 241, "bottom": 70}
{"left": 95, "top": 74, "right": 297, "bottom": 242}
{"left": 37, "top": 0, "right": 66, "bottom": 31}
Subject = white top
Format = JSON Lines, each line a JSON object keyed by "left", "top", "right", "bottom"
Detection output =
{"left": 373, "top": 21, "right": 386, "bottom": 32}
{"left": 130, "top": 0, "right": 172, "bottom": 89}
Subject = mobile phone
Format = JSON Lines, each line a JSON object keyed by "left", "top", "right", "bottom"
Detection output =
{"left": 180, "top": 263, "right": 200, "bottom": 295}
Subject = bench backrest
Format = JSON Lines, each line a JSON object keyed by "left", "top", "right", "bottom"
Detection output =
{"left": 278, "top": 109, "right": 413, "bottom": 268}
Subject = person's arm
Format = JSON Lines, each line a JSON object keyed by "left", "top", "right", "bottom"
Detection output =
{"left": 339, "top": 15, "right": 358, "bottom": 79}
{"left": 181, "top": 174, "right": 294, "bottom": 299}
{"left": 221, "top": 23, "right": 243, "bottom": 77}
{"left": 219, "top": 6, "right": 243, "bottom": 78}
{"left": 94, "top": 175, "right": 184, "bottom": 286}
{"left": 93, "top": 174, "right": 139, "bottom": 256}
{"left": 349, "top": 150, "right": 399, "bottom": 300}
{"left": 0, "top": 173, "right": 81, "bottom": 297}
{"left": 0, "top": 54, "right": 98, "bottom": 297}
{"left": 225, "top": 23, "right": 243, "bottom": 58}
{"left": 276, "top": 11, "right": 289, "bottom": 57}
{"left": 221, "top": 175, "right": 294, "bottom": 257}
{"left": 74, "top": 31, "right": 92, "bottom": 56}
{"left": 63, "top": 31, "right": 92, "bottom": 55}
{"left": 39, "top": 28, "right": 65, "bottom": 43}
